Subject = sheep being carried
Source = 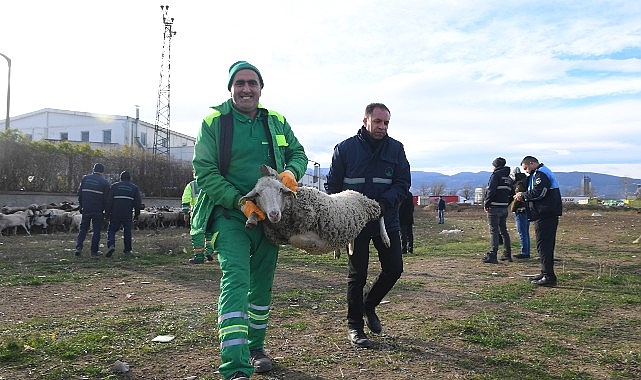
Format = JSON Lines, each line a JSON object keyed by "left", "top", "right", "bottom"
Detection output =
{"left": 243, "top": 165, "right": 390, "bottom": 255}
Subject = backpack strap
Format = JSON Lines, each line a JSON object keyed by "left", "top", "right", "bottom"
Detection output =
{"left": 218, "top": 112, "right": 234, "bottom": 177}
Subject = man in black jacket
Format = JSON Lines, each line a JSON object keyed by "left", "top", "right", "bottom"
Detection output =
{"left": 483, "top": 157, "right": 515, "bottom": 264}
{"left": 514, "top": 156, "right": 563, "bottom": 287}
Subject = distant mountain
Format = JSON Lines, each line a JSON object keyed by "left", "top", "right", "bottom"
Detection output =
{"left": 312, "top": 168, "right": 640, "bottom": 199}
{"left": 410, "top": 171, "right": 640, "bottom": 199}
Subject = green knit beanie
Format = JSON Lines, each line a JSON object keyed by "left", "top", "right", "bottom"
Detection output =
{"left": 227, "top": 61, "right": 264, "bottom": 91}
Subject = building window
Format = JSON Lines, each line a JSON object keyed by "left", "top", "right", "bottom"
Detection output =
{"left": 140, "top": 132, "right": 147, "bottom": 146}
{"left": 60, "top": 132, "right": 68, "bottom": 141}
{"left": 103, "top": 130, "right": 111, "bottom": 144}
{"left": 81, "top": 131, "right": 89, "bottom": 142}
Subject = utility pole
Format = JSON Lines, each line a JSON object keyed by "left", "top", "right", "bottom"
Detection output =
{"left": 153, "top": 5, "right": 176, "bottom": 158}
{"left": 0, "top": 52, "right": 10, "bottom": 131}
{"left": 153, "top": 5, "right": 176, "bottom": 197}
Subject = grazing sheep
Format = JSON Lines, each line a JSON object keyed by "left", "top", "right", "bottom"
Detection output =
{"left": 28, "top": 210, "right": 50, "bottom": 233}
{"left": 134, "top": 210, "right": 159, "bottom": 230}
{"left": 0, "top": 211, "right": 31, "bottom": 236}
{"left": 68, "top": 213, "right": 83, "bottom": 233}
{"left": 47, "top": 210, "right": 77, "bottom": 233}
{"left": 242, "top": 165, "right": 390, "bottom": 255}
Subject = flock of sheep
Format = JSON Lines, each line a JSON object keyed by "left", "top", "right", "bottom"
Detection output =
{"left": 0, "top": 203, "right": 187, "bottom": 236}
{"left": 2, "top": 165, "right": 388, "bottom": 256}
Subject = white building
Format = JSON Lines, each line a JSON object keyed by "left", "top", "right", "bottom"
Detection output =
{"left": 2, "top": 108, "right": 195, "bottom": 162}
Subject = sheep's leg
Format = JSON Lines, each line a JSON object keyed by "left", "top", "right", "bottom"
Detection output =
{"left": 245, "top": 213, "right": 259, "bottom": 229}
{"left": 634, "top": 234, "right": 641, "bottom": 244}
{"left": 333, "top": 249, "right": 341, "bottom": 259}
{"left": 379, "top": 217, "right": 390, "bottom": 248}
{"left": 348, "top": 241, "right": 354, "bottom": 256}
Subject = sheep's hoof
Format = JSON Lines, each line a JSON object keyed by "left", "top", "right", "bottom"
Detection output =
{"left": 245, "top": 221, "right": 257, "bottom": 229}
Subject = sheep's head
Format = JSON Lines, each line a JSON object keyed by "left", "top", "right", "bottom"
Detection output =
{"left": 242, "top": 166, "right": 296, "bottom": 227}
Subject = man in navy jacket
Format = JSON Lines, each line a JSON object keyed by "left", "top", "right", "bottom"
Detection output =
{"left": 106, "top": 171, "right": 142, "bottom": 257}
{"left": 75, "top": 163, "right": 110, "bottom": 256}
{"left": 326, "top": 103, "right": 411, "bottom": 349}
{"left": 514, "top": 156, "right": 562, "bottom": 287}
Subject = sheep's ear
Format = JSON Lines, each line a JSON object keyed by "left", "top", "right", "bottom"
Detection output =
{"left": 243, "top": 188, "right": 258, "bottom": 200}
{"left": 260, "top": 165, "right": 280, "bottom": 178}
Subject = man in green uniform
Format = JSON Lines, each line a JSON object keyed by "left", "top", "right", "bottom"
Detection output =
{"left": 181, "top": 169, "right": 214, "bottom": 264}
{"left": 191, "top": 61, "right": 308, "bottom": 380}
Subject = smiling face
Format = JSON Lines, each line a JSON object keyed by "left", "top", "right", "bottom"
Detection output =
{"left": 230, "top": 69, "right": 261, "bottom": 118}
{"left": 363, "top": 107, "right": 390, "bottom": 140}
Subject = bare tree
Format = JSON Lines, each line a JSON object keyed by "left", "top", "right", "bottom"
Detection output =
{"left": 416, "top": 183, "right": 430, "bottom": 196}
{"left": 430, "top": 181, "right": 446, "bottom": 196}
{"left": 460, "top": 183, "right": 474, "bottom": 201}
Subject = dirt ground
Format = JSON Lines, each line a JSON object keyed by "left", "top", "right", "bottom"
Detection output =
{"left": 1, "top": 205, "right": 640, "bottom": 379}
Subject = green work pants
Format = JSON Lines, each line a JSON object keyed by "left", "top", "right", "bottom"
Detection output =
{"left": 213, "top": 207, "right": 278, "bottom": 379}
{"left": 190, "top": 211, "right": 214, "bottom": 258}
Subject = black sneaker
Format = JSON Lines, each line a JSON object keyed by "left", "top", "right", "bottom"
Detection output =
{"left": 106, "top": 247, "right": 115, "bottom": 258}
{"left": 189, "top": 256, "right": 205, "bottom": 264}
{"left": 90, "top": 251, "right": 102, "bottom": 257}
{"left": 532, "top": 275, "right": 557, "bottom": 287}
{"left": 514, "top": 254, "right": 531, "bottom": 259}
{"left": 499, "top": 253, "right": 513, "bottom": 262}
{"left": 75, "top": 249, "right": 82, "bottom": 256}
{"left": 529, "top": 273, "right": 545, "bottom": 281}
{"left": 482, "top": 253, "right": 498, "bottom": 264}
{"left": 250, "top": 348, "right": 273, "bottom": 373}
{"left": 348, "top": 328, "right": 372, "bottom": 348}
{"left": 364, "top": 309, "right": 382, "bottom": 334}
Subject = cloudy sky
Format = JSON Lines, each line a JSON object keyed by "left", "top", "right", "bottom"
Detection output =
{"left": 2, "top": 0, "right": 640, "bottom": 177}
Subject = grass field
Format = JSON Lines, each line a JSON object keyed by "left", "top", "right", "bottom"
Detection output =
{"left": 1, "top": 205, "right": 640, "bottom": 379}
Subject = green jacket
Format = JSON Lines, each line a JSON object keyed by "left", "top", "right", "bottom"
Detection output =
{"left": 190, "top": 99, "right": 308, "bottom": 235}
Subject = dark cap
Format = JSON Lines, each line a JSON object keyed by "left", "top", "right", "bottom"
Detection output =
{"left": 120, "top": 171, "right": 131, "bottom": 181}
{"left": 93, "top": 163, "right": 104, "bottom": 173}
{"left": 227, "top": 60, "right": 264, "bottom": 91}
{"left": 492, "top": 157, "right": 506, "bottom": 168}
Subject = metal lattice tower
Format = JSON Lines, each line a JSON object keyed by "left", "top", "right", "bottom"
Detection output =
{"left": 153, "top": 5, "right": 176, "bottom": 157}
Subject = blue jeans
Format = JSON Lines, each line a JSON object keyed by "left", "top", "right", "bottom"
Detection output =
{"left": 438, "top": 209, "right": 445, "bottom": 224}
{"left": 513, "top": 212, "right": 530, "bottom": 256}
{"left": 487, "top": 207, "right": 511, "bottom": 254}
